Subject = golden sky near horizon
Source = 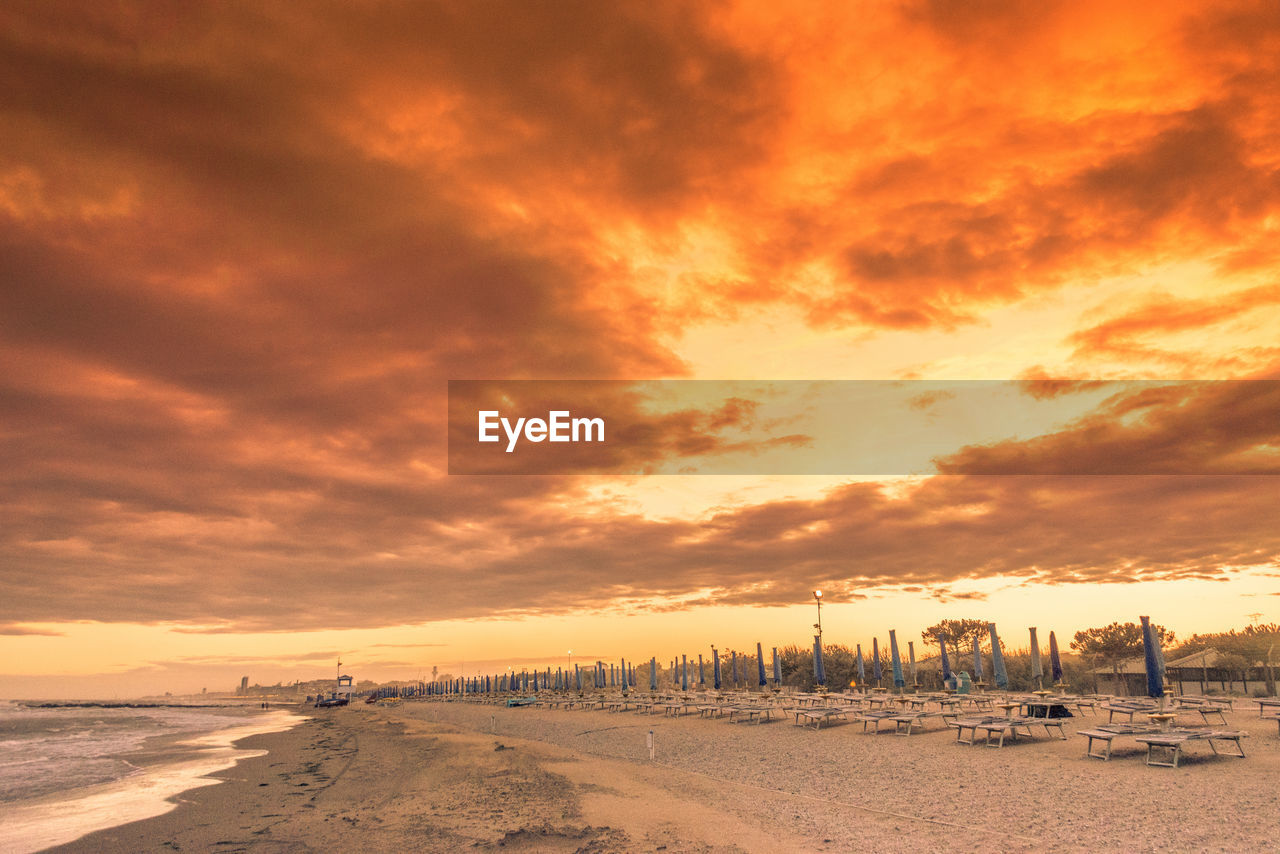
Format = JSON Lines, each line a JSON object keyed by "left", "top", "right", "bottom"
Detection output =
{"left": 2, "top": 0, "right": 1279, "bottom": 696}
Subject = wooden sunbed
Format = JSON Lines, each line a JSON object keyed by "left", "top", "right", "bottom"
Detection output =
{"left": 951, "top": 715, "right": 1015, "bottom": 745}
{"left": 1077, "top": 723, "right": 1160, "bottom": 760}
{"left": 727, "top": 704, "right": 776, "bottom": 724}
{"left": 976, "top": 715, "right": 1068, "bottom": 747}
{"left": 1101, "top": 701, "right": 1158, "bottom": 723}
{"left": 1133, "top": 730, "right": 1247, "bottom": 767}
{"left": 792, "top": 706, "right": 854, "bottom": 729}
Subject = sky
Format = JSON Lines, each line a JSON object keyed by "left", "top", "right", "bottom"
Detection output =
{"left": 2, "top": 1, "right": 1279, "bottom": 698}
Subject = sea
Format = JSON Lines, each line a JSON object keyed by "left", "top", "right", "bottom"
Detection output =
{"left": 0, "top": 699, "right": 300, "bottom": 853}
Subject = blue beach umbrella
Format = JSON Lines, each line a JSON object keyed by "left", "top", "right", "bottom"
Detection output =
{"left": 872, "top": 637, "right": 883, "bottom": 684}
{"left": 757, "top": 642, "right": 767, "bottom": 687}
{"left": 650, "top": 657, "right": 658, "bottom": 692}
{"left": 1141, "top": 615, "right": 1164, "bottom": 700}
{"left": 889, "top": 630, "right": 905, "bottom": 689}
{"left": 772, "top": 647, "right": 781, "bottom": 686}
{"left": 988, "top": 623, "right": 1009, "bottom": 690}
{"left": 1029, "top": 627, "right": 1043, "bottom": 689}
{"left": 713, "top": 648, "right": 722, "bottom": 689}
{"left": 972, "top": 638, "right": 984, "bottom": 683}
{"left": 1049, "top": 631, "right": 1064, "bottom": 685}
{"left": 856, "top": 644, "right": 866, "bottom": 685}
{"left": 938, "top": 634, "right": 952, "bottom": 682}
{"left": 682, "top": 655, "right": 689, "bottom": 691}
{"left": 812, "top": 635, "right": 826, "bottom": 687}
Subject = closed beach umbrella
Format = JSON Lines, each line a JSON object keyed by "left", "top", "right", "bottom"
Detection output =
{"left": 576, "top": 664, "right": 582, "bottom": 691}
{"left": 649, "top": 657, "right": 658, "bottom": 692}
{"left": 856, "top": 644, "right": 866, "bottom": 685}
{"left": 713, "top": 648, "right": 722, "bottom": 689}
{"left": 989, "top": 623, "right": 1009, "bottom": 690}
{"left": 889, "top": 630, "right": 905, "bottom": 689}
{"left": 773, "top": 647, "right": 782, "bottom": 686}
{"left": 1049, "top": 632, "right": 1064, "bottom": 684}
{"left": 812, "top": 635, "right": 826, "bottom": 687}
{"left": 972, "top": 638, "right": 984, "bottom": 683}
{"left": 731, "top": 651, "right": 738, "bottom": 687}
{"left": 872, "top": 637, "right": 883, "bottom": 684}
{"left": 1141, "top": 615, "right": 1164, "bottom": 700}
{"left": 908, "top": 641, "right": 917, "bottom": 686}
{"left": 1029, "top": 627, "right": 1044, "bottom": 689}
{"left": 938, "top": 634, "right": 952, "bottom": 682}
{"left": 757, "top": 642, "right": 767, "bottom": 687}
{"left": 682, "top": 655, "right": 688, "bottom": 691}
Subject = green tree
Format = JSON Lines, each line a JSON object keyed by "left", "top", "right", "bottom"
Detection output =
{"left": 922, "top": 619, "right": 990, "bottom": 653}
{"left": 1070, "top": 621, "right": 1174, "bottom": 695}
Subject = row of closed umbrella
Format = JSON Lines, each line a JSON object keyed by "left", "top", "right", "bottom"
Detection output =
{"left": 437, "top": 616, "right": 1168, "bottom": 696}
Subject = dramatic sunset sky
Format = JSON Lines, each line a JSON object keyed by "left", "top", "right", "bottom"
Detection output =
{"left": 3, "top": 1, "right": 1279, "bottom": 697}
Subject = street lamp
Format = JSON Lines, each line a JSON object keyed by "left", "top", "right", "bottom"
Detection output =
{"left": 813, "top": 590, "right": 823, "bottom": 640}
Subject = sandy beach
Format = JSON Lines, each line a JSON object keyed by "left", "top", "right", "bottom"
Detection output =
{"left": 42, "top": 696, "right": 1280, "bottom": 853}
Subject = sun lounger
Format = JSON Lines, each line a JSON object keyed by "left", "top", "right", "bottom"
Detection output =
{"left": 1265, "top": 713, "right": 1280, "bottom": 735}
{"left": 792, "top": 706, "right": 854, "bottom": 729}
{"left": 975, "top": 715, "right": 1067, "bottom": 747}
{"left": 1101, "top": 701, "right": 1158, "bottom": 723}
{"left": 1076, "top": 724, "right": 1160, "bottom": 760}
{"left": 727, "top": 704, "right": 776, "bottom": 724}
{"left": 1133, "top": 730, "right": 1247, "bottom": 767}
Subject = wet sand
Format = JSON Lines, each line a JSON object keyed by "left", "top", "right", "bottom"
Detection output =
{"left": 44, "top": 698, "right": 1280, "bottom": 853}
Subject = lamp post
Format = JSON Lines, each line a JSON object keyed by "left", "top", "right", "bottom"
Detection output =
{"left": 813, "top": 590, "right": 823, "bottom": 640}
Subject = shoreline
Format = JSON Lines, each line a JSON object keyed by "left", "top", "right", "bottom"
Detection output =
{"left": 0, "top": 707, "right": 301, "bottom": 854}
{"left": 30, "top": 698, "right": 1280, "bottom": 853}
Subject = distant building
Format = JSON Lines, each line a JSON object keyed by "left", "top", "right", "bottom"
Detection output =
{"left": 238, "top": 676, "right": 249, "bottom": 694}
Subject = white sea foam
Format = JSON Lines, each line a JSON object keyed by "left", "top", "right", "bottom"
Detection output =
{"left": 0, "top": 706, "right": 299, "bottom": 853}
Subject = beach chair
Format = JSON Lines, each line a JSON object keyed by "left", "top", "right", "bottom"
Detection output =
{"left": 1133, "top": 730, "right": 1247, "bottom": 767}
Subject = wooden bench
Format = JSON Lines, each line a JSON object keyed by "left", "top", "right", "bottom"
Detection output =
{"left": 1133, "top": 730, "right": 1247, "bottom": 767}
